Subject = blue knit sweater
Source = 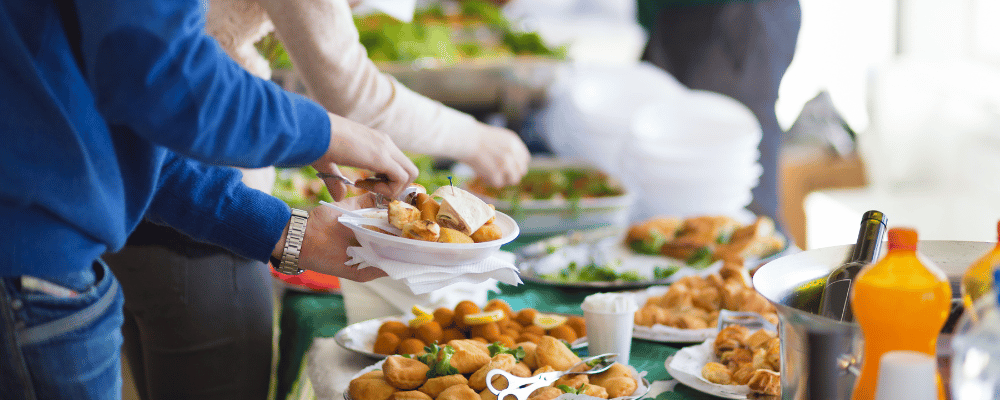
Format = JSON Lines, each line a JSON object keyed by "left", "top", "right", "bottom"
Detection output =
{"left": 0, "top": 0, "right": 331, "bottom": 277}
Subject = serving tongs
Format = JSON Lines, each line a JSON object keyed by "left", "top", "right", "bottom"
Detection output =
{"left": 486, "top": 353, "right": 646, "bottom": 400}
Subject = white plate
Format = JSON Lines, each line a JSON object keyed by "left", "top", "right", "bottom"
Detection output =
{"left": 339, "top": 208, "right": 519, "bottom": 266}
{"left": 665, "top": 340, "right": 751, "bottom": 399}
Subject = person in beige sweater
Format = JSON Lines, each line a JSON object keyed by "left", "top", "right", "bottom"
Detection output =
{"left": 105, "top": 1, "right": 530, "bottom": 399}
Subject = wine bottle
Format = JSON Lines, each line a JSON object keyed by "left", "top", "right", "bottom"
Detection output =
{"left": 818, "top": 210, "right": 888, "bottom": 322}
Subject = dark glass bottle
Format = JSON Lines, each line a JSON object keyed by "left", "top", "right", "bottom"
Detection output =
{"left": 818, "top": 210, "right": 888, "bottom": 322}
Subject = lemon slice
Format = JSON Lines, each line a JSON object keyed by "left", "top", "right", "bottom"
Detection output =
{"left": 411, "top": 305, "right": 433, "bottom": 318}
{"left": 409, "top": 314, "right": 433, "bottom": 328}
{"left": 464, "top": 309, "right": 506, "bottom": 325}
{"left": 533, "top": 313, "right": 567, "bottom": 330}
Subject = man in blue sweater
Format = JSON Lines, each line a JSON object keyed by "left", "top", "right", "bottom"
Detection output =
{"left": 0, "top": 0, "right": 419, "bottom": 398}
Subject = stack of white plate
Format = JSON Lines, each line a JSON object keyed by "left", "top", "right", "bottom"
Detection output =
{"left": 619, "top": 90, "right": 762, "bottom": 221}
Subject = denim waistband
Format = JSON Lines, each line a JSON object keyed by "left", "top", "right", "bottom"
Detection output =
{"left": 16, "top": 260, "right": 119, "bottom": 345}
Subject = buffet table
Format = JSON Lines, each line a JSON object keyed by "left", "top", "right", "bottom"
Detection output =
{"left": 275, "top": 280, "right": 722, "bottom": 400}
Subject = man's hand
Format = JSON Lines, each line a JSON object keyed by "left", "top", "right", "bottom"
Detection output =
{"left": 312, "top": 113, "right": 419, "bottom": 200}
{"left": 462, "top": 125, "right": 530, "bottom": 188}
{"left": 272, "top": 193, "right": 387, "bottom": 282}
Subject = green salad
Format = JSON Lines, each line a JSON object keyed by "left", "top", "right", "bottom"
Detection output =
{"left": 538, "top": 261, "right": 679, "bottom": 284}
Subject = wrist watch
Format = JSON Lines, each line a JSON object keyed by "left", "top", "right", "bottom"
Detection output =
{"left": 273, "top": 208, "right": 309, "bottom": 275}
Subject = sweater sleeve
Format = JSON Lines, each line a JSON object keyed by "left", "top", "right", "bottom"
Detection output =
{"left": 70, "top": 0, "right": 330, "bottom": 168}
{"left": 145, "top": 152, "right": 290, "bottom": 262}
{"left": 256, "top": 0, "right": 484, "bottom": 159}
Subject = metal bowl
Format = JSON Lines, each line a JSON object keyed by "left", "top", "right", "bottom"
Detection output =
{"left": 752, "top": 240, "right": 990, "bottom": 400}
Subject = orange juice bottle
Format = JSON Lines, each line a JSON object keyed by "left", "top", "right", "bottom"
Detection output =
{"left": 961, "top": 221, "right": 1000, "bottom": 311}
{"left": 851, "top": 228, "right": 951, "bottom": 400}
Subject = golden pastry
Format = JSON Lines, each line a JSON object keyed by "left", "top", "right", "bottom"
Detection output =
{"left": 439, "top": 227, "right": 475, "bottom": 244}
{"left": 582, "top": 384, "right": 609, "bottom": 399}
{"left": 469, "top": 322, "right": 501, "bottom": 343}
{"left": 521, "top": 325, "right": 545, "bottom": 337}
{"left": 383, "top": 355, "right": 431, "bottom": 390}
{"left": 349, "top": 374, "right": 397, "bottom": 400}
{"left": 732, "top": 363, "right": 757, "bottom": 385}
{"left": 402, "top": 220, "right": 440, "bottom": 242}
{"left": 510, "top": 362, "right": 531, "bottom": 378}
{"left": 590, "top": 363, "right": 632, "bottom": 386}
{"left": 531, "top": 365, "right": 555, "bottom": 376}
{"left": 552, "top": 373, "right": 588, "bottom": 389}
{"left": 677, "top": 314, "right": 709, "bottom": 330}
{"left": 388, "top": 200, "right": 422, "bottom": 230}
{"left": 469, "top": 353, "right": 517, "bottom": 391}
{"left": 417, "top": 374, "right": 468, "bottom": 398}
{"left": 527, "top": 387, "right": 563, "bottom": 400}
{"left": 446, "top": 339, "right": 492, "bottom": 374}
{"left": 535, "top": 336, "right": 582, "bottom": 371}
{"left": 602, "top": 376, "right": 638, "bottom": 399}
{"left": 391, "top": 391, "right": 433, "bottom": 400}
{"left": 692, "top": 287, "right": 721, "bottom": 311}
{"left": 412, "top": 193, "right": 440, "bottom": 221}
{"left": 495, "top": 335, "right": 516, "bottom": 349}
{"left": 471, "top": 222, "right": 502, "bottom": 243}
{"left": 701, "top": 361, "right": 733, "bottom": 385}
{"left": 744, "top": 329, "right": 776, "bottom": 351}
{"left": 515, "top": 333, "right": 542, "bottom": 345}
{"left": 442, "top": 329, "right": 465, "bottom": 343}
{"left": 517, "top": 341, "right": 538, "bottom": 369}
{"left": 714, "top": 325, "right": 750, "bottom": 357}
{"left": 479, "top": 388, "right": 497, "bottom": 400}
{"left": 721, "top": 348, "right": 754, "bottom": 370}
{"left": 747, "top": 370, "right": 781, "bottom": 396}
{"left": 436, "top": 384, "right": 480, "bottom": 400}
{"left": 752, "top": 348, "right": 773, "bottom": 371}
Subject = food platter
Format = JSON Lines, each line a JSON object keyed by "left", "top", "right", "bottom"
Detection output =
{"left": 339, "top": 207, "right": 519, "bottom": 266}
{"left": 334, "top": 315, "right": 588, "bottom": 360}
{"left": 630, "top": 286, "right": 718, "bottom": 343}
{"left": 515, "top": 227, "right": 791, "bottom": 290}
{"left": 666, "top": 340, "right": 751, "bottom": 399}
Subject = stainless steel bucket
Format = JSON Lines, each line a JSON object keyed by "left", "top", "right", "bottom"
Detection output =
{"left": 752, "top": 240, "right": 991, "bottom": 399}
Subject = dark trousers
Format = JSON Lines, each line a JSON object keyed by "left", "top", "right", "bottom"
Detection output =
{"left": 103, "top": 222, "right": 273, "bottom": 400}
{"left": 642, "top": 0, "right": 802, "bottom": 225}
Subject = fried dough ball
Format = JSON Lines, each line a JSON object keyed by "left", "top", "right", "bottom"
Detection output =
{"left": 701, "top": 362, "right": 733, "bottom": 385}
{"left": 391, "top": 391, "right": 432, "bottom": 400}
{"left": 521, "top": 325, "right": 545, "bottom": 337}
{"left": 469, "top": 322, "right": 501, "bottom": 342}
{"left": 602, "top": 377, "right": 638, "bottom": 398}
{"left": 499, "top": 319, "right": 522, "bottom": 334}
{"left": 495, "top": 335, "right": 516, "bottom": 349}
{"left": 439, "top": 227, "right": 475, "bottom": 244}
{"left": 454, "top": 301, "right": 481, "bottom": 331}
{"left": 437, "top": 384, "right": 480, "bottom": 400}
{"left": 415, "top": 321, "right": 444, "bottom": 345}
{"left": 546, "top": 325, "right": 577, "bottom": 343}
{"left": 582, "top": 384, "right": 609, "bottom": 399}
{"left": 447, "top": 339, "right": 492, "bottom": 374}
{"left": 379, "top": 321, "right": 412, "bottom": 340}
{"left": 515, "top": 333, "right": 541, "bottom": 345}
{"left": 552, "top": 373, "right": 588, "bottom": 389}
{"left": 398, "top": 338, "right": 427, "bottom": 356}
{"left": 442, "top": 329, "right": 465, "bottom": 343}
{"left": 388, "top": 200, "right": 422, "bottom": 230}
{"left": 510, "top": 362, "right": 531, "bottom": 378}
{"left": 434, "top": 308, "right": 455, "bottom": 328}
{"left": 418, "top": 374, "right": 468, "bottom": 399}
{"left": 471, "top": 222, "right": 503, "bottom": 243}
{"left": 484, "top": 299, "right": 517, "bottom": 321}
{"left": 383, "top": 355, "right": 430, "bottom": 390}
{"left": 515, "top": 309, "right": 538, "bottom": 327}
{"left": 527, "top": 387, "right": 563, "bottom": 400}
{"left": 535, "top": 336, "right": 582, "bottom": 371}
{"left": 374, "top": 332, "right": 401, "bottom": 355}
{"left": 412, "top": 193, "right": 440, "bottom": 221}
{"left": 591, "top": 363, "right": 633, "bottom": 386}
{"left": 518, "top": 341, "right": 538, "bottom": 369}
{"left": 565, "top": 316, "right": 586, "bottom": 338}
{"left": 403, "top": 220, "right": 441, "bottom": 242}
{"left": 349, "top": 374, "right": 397, "bottom": 400}
{"left": 469, "top": 353, "right": 517, "bottom": 391}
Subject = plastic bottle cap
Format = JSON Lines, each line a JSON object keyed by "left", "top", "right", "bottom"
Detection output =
{"left": 887, "top": 228, "right": 918, "bottom": 251}
{"left": 874, "top": 350, "right": 937, "bottom": 400}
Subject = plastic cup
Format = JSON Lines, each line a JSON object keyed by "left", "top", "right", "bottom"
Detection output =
{"left": 874, "top": 350, "right": 938, "bottom": 400}
{"left": 581, "top": 293, "right": 639, "bottom": 366}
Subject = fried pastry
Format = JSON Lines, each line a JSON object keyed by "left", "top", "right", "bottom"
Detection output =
{"left": 527, "top": 387, "right": 563, "bottom": 400}
{"left": 442, "top": 329, "right": 465, "bottom": 343}
{"left": 732, "top": 363, "right": 757, "bottom": 385}
{"left": 744, "top": 329, "right": 776, "bottom": 351}
{"left": 747, "top": 370, "right": 781, "bottom": 396}
{"left": 479, "top": 388, "right": 497, "bottom": 400}
{"left": 388, "top": 200, "right": 422, "bottom": 230}
{"left": 692, "top": 287, "right": 721, "bottom": 311}
{"left": 510, "top": 362, "right": 531, "bottom": 378}
{"left": 391, "top": 391, "right": 433, "bottom": 400}
{"left": 415, "top": 321, "right": 444, "bottom": 345}
{"left": 714, "top": 325, "right": 750, "bottom": 356}
{"left": 535, "top": 336, "right": 582, "bottom": 371}
{"left": 602, "top": 376, "right": 638, "bottom": 398}
{"left": 515, "top": 333, "right": 542, "bottom": 345}
{"left": 403, "top": 220, "right": 441, "bottom": 242}
{"left": 495, "top": 336, "right": 517, "bottom": 349}
{"left": 517, "top": 341, "right": 538, "bottom": 369}
{"left": 469, "top": 322, "right": 501, "bottom": 343}
{"left": 379, "top": 321, "right": 412, "bottom": 340}
{"left": 546, "top": 325, "right": 577, "bottom": 343}
{"left": 514, "top": 309, "right": 538, "bottom": 327}
{"left": 471, "top": 222, "right": 502, "bottom": 242}
{"left": 565, "top": 316, "right": 586, "bottom": 338}
{"left": 677, "top": 314, "right": 709, "bottom": 330}
{"left": 701, "top": 361, "right": 733, "bottom": 385}
{"left": 418, "top": 374, "right": 468, "bottom": 398}
{"left": 437, "top": 384, "right": 480, "bottom": 400}
{"left": 439, "top": 227, "right": 475, "bottom": 244}
{"left": 383, "top": 355, "right": 431, "bottom": 390}
{"left": 590, "top": 363, "right": 632, "bottom": 386}
{"left": 626, "top": 217, "right": 683, "bottom": 247}
{"left": 412, "top": 193, "right": 440, "bottom": 221}
{"left": 349, "top": 374, "right": 397, "bottom": 400}
{"left": 752, "top": 348, "right": 773, "bottom": 371}
{"left": 469, "top": 354, "right": 516, "bottom": 391}
{"left": 531, "top": 365, "right": 555, "bottom": 376}
{"left": 582, "top": 384, "right": 609, "bottom": 399}
{"left": 552, "top": 373, "right": 588, "bottom": 389}
{"left": 447, "top": 339, "right": 492, "bottom": 374}
{"left": 721, "top": 347, "right": 754, "bottom": 369}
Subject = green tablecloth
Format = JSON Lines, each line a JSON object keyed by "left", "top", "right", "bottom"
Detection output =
{"left": 276, "top": 280, "right": 721, "bottom": 400}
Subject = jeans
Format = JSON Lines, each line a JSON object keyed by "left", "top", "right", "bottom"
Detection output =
{"left": 0, "top": 260, "right": 124, "bottom": 400}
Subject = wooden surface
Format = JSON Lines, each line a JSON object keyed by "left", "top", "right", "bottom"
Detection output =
{"left": 780, "top": 145, "right": 868, "bottom": 249}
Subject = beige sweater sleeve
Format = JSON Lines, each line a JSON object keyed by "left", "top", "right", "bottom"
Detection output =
{"left": 256, "top": 0, "right": 484, "bottom": 159}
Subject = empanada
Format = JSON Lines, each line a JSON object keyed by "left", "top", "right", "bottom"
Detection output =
{"left": 469, "top": 354, "right": 516, "bottom": 391}
{"left": 383, "top": 355, "right": 430, "bottom": 390}
{"left": 349, "top": 375, "right": 397, "bottom": 400}
{"left": 417, "top": 374, "right": 468, "bottom": 398}
{"left": 446, "top": 339, "right": 492, "bottom": 374}
{"left": 436, "top": 384, "right": 480, "bottom": 400}
{"left": 535, "top": 336, "right": 582, "bottom": 371}
{"left": 601, "top": 376, "right": 638, "bottom": 398}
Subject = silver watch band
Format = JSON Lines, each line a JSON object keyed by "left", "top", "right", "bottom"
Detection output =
{"left": 276, "top": 208, "right": 308, "bottom": 275}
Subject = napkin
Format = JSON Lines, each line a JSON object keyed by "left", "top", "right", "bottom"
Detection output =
{"left": 345, "top": 246, "right": 522, "bottom": 295}
{"left": 351, "top": 0, "right": 417, "bottom": 22}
